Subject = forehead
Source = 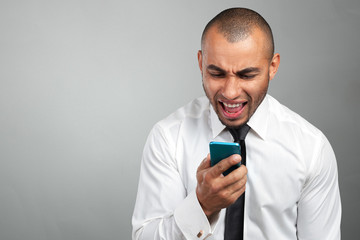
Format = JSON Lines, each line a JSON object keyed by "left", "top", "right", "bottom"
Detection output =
{"left": 202, "top": 27, "right": 269, "bottom": 69}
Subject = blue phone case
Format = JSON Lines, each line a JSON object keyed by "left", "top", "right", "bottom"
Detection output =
{"left": 209, "top": 141, "right": 241, "bottom": 176}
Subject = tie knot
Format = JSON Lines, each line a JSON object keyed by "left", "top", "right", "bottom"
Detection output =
{"left": 228, "top": 124, "right": 250, "bottom": 143}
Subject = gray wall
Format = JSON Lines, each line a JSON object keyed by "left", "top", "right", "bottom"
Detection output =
{"left": 0, "top": 0, "right": 359, "bottom": 239}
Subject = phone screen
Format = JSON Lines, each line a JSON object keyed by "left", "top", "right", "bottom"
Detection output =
{"left": 209, "top": 141, "right": 241, "bottom": 176}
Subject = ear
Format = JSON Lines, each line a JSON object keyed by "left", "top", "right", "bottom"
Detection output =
{"left": 197, "top": 50, "right": 203, "bottom": 74}
{"left": 269, "top": 53, "right": 280, "bottom": 81}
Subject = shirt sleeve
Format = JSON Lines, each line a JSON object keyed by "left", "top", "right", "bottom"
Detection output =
{"left": 297, "top": 134, "right": 341, "bottom": 239}
{"left": 132, "top": 124, "right": 219, "bottom": 240}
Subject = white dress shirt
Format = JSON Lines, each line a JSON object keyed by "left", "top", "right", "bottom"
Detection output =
{"left": 132, "top": 95, "right": 341, "bottom": 240}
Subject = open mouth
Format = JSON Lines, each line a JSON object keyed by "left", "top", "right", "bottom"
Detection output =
{"left": 219, "top": 100, "right": 247, "bottom": 119}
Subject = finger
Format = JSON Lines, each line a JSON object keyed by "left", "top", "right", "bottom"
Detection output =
{"left": 223, "top": 165, "right": 247, "bottom": 185}
{"left": 197, "top": 154, "right": 211, "bottom": 172}
{"left": 210, "top": 154, "right": 241, "bottom": 177}
{"left": 229, "top": 184, "right": 247, "bottom": 203}
{"left": 218, "top": 166, "right": 247, "bottom": 197}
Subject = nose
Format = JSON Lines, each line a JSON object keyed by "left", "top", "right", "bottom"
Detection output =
{"left": 221, "top": 77, "right": 241, "bottom": 100}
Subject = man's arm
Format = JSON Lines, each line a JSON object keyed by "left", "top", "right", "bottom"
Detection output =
{"left": 132, "top": 124, "right": 216, "bottom": 240}
{"left": 297, "top": 134, "right": 341, "bottom": 239}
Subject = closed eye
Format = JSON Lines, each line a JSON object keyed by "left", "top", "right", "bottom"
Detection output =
{"left": 209, "top": 72, "right": 226, "bottom": 78}
{"left": 239, "top": 74, "right": 256, "bottom": 80}
{"left": 236, "top": 67, "right": 260, "bottom": 80}
{"left": 206, "top": 65, "right": 226, "bottom": 78}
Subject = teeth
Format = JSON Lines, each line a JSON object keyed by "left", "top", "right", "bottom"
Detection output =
{"left": 223, "top": 102, "right": 242, "bottom": 108}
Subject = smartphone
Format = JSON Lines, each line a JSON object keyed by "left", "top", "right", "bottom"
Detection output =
{"left": 209, "top": 141, "right": 241, "bottom": 176}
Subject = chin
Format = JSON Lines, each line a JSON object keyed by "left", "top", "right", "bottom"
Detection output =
{"left": 219, "top": 117, "right": 248, "bottom": 129}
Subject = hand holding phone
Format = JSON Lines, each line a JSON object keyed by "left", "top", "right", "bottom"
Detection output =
{"left": 196, "top": 142, "right": 246, "bottom": 217}
{"left": 209, "top": 141, "right": 241, "bottom": 176}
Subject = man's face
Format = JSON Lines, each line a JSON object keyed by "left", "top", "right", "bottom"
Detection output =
{"left": 198, "top": 27, "right": 280, "bottom": 128}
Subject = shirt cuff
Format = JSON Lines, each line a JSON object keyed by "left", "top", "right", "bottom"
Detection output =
{"left": 174, "top": 191, "right": 220, "bottom": 239}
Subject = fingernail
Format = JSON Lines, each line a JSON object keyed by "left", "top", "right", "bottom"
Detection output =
{"left": 235, "top": 154, "right": 242, "bottom": 162}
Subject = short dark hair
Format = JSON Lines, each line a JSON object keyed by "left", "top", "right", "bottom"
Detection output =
{"left": 201, "top": 8, "right": 274, "bottom": 58}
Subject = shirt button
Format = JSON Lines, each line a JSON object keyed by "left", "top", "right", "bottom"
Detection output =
{"left": 197, "top": 230, "right": 203, "bottom": 238}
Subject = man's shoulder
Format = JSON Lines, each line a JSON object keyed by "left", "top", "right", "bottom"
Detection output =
{"left": 156, "top": 96, "right": 210, "bottom": 129}
{"left": 147, "top": 96, "right": 210, "bottom": 147}
{"left": 268, "top": 95, "right": 324, "bottom": 139}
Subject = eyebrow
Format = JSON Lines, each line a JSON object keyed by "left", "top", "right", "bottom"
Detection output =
{"left": 207, "top": 64, "right": 261, "bottom": 75}
{"left": 207, "top": 64, "right": 225, "bottom": 72}
{"left": 237, "top": 67, "right": 261, "bottom": 75}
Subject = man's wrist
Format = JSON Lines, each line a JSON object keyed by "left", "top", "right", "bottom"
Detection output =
{"left": 196, "top": 187, "right": 220, "bottom": 220}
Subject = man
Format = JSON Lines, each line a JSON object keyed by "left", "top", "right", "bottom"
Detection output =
{"left": 132, "top": 8, "right": 341, "bottom": 240}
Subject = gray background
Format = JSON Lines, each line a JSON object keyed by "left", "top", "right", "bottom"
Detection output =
{"left": 0, "top": 0, "right": 359, "bottom": 239}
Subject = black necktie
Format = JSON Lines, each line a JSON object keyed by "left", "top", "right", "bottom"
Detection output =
{"left": 224, "top": 124, "right": 250, "bottom": 240}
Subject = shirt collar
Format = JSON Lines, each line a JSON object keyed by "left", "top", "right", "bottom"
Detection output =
{"left": 209, "top": 95, "right": 270, "bottom": 140}
{"left": 210, "top": 103, "right": 226, "bottom": 139}
{"left": 247, "top": 95, "right": 269, "bottom": 140}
